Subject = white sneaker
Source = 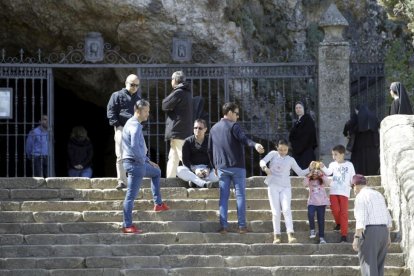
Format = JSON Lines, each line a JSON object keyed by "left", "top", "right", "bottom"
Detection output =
{"left": 309, "top": 229, "right": 316, "bottom": 239}
{"left": 319, "top": 238, "right": 326, "bottom": 244}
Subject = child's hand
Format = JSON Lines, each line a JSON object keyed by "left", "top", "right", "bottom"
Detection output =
{"left": 319, "top": 162, "right": 325, "bottom": 168}
{"left": 264, "top": 167, "right": 270, "bottom": 175}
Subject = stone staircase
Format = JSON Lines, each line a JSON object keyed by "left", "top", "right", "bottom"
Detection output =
{"left": 0, "top": 176, "right": 410, "bottom": 276}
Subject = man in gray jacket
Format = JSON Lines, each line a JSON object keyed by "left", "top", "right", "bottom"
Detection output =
{"left": 162, "top": 71, "right": 193, "bottom": 178}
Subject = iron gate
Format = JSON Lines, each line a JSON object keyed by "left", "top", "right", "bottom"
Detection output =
{"left": 1, "top": 43, "right": 384, "bottom": 178}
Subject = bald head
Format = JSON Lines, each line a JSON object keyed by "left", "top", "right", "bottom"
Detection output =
{"left": 125, "top": 74, "right": 140, "bottom": 94}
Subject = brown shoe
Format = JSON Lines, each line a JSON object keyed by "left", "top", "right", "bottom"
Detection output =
{"left": 218, "top": 227, "right": 228, "bottom": 234}
{"left": 239, "top": 227, "right": 249, "bottom": 234}
{"left": 273, "top": 234, "right": 281, "bottom": 244}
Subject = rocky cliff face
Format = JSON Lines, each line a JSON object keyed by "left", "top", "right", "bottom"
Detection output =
{"left": 0, "top": 0, "right": 407, "bottom": 104}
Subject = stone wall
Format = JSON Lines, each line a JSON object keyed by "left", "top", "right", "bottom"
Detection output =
{"left": 380, "top": 115, "right": 414, "bottom": 272}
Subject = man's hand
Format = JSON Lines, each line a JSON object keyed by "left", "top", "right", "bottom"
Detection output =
{"left": 352, "top": 238, "right": 359, "bottom": 252}
{"left": 255, "top": 143, "right": 265, "bottom": 154}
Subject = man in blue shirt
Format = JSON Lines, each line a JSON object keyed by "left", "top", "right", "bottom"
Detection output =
{"left": 26, "top": 115, "right": 49, "bottom": 177}
{"left": 208, "top": 102, "right": 264, "bottom": 234}
{"left": 122, "top": 100, "right": 169, "bottom": 234}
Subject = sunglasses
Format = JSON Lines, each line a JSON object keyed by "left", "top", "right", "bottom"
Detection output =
{"left": 128, "top": 83, "right": 139, "bottom": 87}
{"left": 193, "top": 127, "right": 204, "bottom": 130}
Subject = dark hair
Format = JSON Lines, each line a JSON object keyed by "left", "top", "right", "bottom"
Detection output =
{"left": 194, "top": 119, "right": 207, "bottom": 128}
{"left": 70, "top": 126, "right": 89, "bottom": 140}
{"left": 332, "top": 144, "right": 346, "bottom": 154}
{"left": 134, "top": 99, "right": 150, "bottom": 112}
{"left": 222, "top": 102, "right": 238, "bottom": 115}
{"left": 277, "top": 139, "right": 289, "bottom": 147}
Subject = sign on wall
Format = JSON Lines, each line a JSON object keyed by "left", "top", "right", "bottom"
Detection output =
{"left": 0, "top": 88, "right": 12, "bottom": 119}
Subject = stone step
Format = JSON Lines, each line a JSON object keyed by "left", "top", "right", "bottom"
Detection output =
{"left": 1, "top": 266, "right": 406, "bottom": 276}
{"left": 0, "top": 220, "right": 391, "bottom": 235}
{"left": 0, "top": 240, "right": 402, "bottom": 258}
{"left": 0, "top": 232, "right": 402, "bottom": 246}
{"left": 0, "top": 198, "right": 357, "bottom": 212}
{"left": 0, "top": 198, "right": 358, "bottom": 212}
{"left": 0, "top": 209, "right": 363, "bottom": 223}
{"left": 0, "top": 175, "right": 382, "bottom": 190}
{"left": 0, "top": 266, "right": 409, "bottom": 276}
{"left": 0, "top": 254, "right": 406, "bottom": 270}
{"left": 0, "top": 186, "right": 383, "bottom": 201}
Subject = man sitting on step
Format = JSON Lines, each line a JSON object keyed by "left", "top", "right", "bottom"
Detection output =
{"left": 177, "top": 119, "right": 219, "bottom": 188}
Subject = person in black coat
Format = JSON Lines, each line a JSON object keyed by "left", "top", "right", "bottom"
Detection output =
{"left": 289, "top": 101, "right": 317, "bottom": 170}
{"left": 343, "top": 105, "right": 380, "bottom": 176}
{"left": 67, "top": 126, "right": 93, "bottom": 177}
{"left": 162, "top": 71, "right": 193, "bottom": 178}
{"left": 389, "top": 82, "right": 413, "bottom": 115}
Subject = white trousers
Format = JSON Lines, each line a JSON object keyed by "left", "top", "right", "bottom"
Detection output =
{"left": 114, "top": 126, "right": 127, "bottom": 185}
{"left": 268, "top": 185, "right": 294, "bottom": 234}
{"left": 166, "top": 139, "right": 185, "bottom": 178}
{"left": 177, "top": 165, "right": 219, "bottom": 187}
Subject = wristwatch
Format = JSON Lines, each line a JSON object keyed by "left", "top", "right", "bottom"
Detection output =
{"left": 354, "top": 235, "right": 360, "bottom": 239}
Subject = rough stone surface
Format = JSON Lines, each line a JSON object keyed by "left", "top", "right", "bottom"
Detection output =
{"left": 380, "top": 115, "right": 414, "bottom": 273}
{"left": 318, "top": 23, "right": 350, "bottom": 163}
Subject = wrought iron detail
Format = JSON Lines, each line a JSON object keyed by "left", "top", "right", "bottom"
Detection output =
{"left": 0, "top": 67, "right": 49, "bottom": 78}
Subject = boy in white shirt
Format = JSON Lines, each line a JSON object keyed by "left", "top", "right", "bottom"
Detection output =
{"left": 320, "top": 144, "right": 355, "bottom": 242}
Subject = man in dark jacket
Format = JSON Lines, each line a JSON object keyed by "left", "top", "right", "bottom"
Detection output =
{"left": 208, "top": 102, "right": 264, "bottom": 234}
{"left": 177, "top": 119, "right": 219, "bottom": 188}
{"left": 107, "top": 74, "right": 141, "bottom": 189}
{"left": 162, "top": 71, "right": 193, "bottom": 178}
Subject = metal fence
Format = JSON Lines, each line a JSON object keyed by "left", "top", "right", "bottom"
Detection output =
{"left": 350, "top": 63, "right": 387, "bottom": 120}
{"left": 139, "top": 63, "right": 318, "bottom": 177}
{"left": 0, "top": 45, "right": 385, "bottom": 178}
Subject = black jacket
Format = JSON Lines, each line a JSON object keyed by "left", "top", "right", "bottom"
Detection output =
{"left": 162, "top": 83, "right": 193, "bottom": 140}
{"left": 182, "top": 135, "right": 213, "bottom": 169}
{"left": 289, "top": 113, "right": 317, "bottom": 155}
{"left": 67, "top": 137, "right": 93, "bottom": 169}
{"left": 208, "top": 118, "right": 256, "bottom": 169}
{"left": 107, "top": 88, "right": 141, "bottom": 127}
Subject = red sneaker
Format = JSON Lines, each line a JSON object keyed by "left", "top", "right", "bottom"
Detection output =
{"left": 122, "top": 225, "right": 143, "bottom": 234}
{"left": 154, "top": 202, "right": 170, "bottom": 212}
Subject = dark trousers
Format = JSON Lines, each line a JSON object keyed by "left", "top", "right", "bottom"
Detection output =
{"left": 32, "top": 156, "right": 48, "bottom": 177}
{"left": 358, "top": 225, "right": 389, "bottom": 276}
{"left": 308, "top": 205, "right": 326, "bottom": 238}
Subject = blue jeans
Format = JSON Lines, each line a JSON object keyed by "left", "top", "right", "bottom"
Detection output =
{"left": 218, "top": 167, "right": 246, "bottom": 228}
{"left": 68, "top": 167, "right": 93, "bottom": 178}
{"left": 308, "top": 205, "right": 326, "bottom": 238}
{"left": 32, "top": 155, "right": 48, "bottom": 177}
{"left": 123, "top": 161, "right": 162, "bottom": 227}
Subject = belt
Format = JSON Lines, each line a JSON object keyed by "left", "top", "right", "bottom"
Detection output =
{"left": 366, "top": 224, "right": 387, "bottom": 228}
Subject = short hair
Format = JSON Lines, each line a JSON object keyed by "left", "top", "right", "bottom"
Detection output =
{"left": 222, "top": 102, "right": 238, "bottom": 116}
{"left": 352, "top": 174, "right": 367, "bottom": 187}
{"left": 171, "top": 71, "right": 186, "bottom": 84}
{"left": 134, "top": 99, "right": 150, "bottom": 112}
{"left": 332, "top": 144, "right": 346, "bottom": 154}
{"left": 194, "top": 119, "right": 207, "bottom": 128}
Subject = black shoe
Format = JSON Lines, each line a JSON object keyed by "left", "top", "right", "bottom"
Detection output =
{"left": 204, "top": 181, "right": 214, "bottom": 188}
{"left": 333, "top": 224, "right": 340, "bottom": 232}
{"left": 188, "top": 181, "right": 197, "bottom": 188}
{"left": 116, "top": 182, "right": 127, "bottom": 190}
{"left": 340, "top": 236, "right": 347, "bottom": 243}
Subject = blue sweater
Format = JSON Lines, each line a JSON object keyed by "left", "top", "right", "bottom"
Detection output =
{"left": 208, "top": 118, "right": 256, "bottom": 169}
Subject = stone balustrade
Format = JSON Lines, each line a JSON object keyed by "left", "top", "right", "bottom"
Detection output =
{"left": 380, "top": 115, "right": 414, "bottom": 272}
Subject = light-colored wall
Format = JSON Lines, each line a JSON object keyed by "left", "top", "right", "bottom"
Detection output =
{"left": 380, "top": 115, "right": 414, "bottom": 272}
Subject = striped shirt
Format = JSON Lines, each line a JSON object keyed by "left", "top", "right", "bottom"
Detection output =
{"left": 354, "top": 187, "right": 392, "bottom": 230}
